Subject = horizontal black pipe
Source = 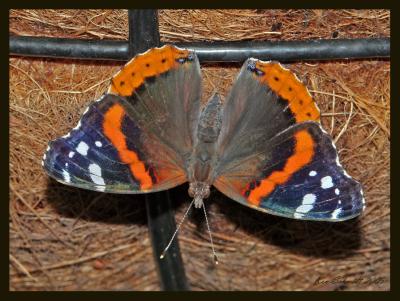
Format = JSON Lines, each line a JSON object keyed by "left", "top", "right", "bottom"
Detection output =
{"left": 190, "top": 38, "right": 390, "bottom": 62}
{"left": 10, "top": 36, "right": 127, "bottom": 61}
{"left": 10, "top": 36, "right": 390, "bottom": 62}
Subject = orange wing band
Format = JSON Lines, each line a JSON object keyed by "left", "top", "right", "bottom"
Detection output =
{"left": 255, "top": 61, "right": 320, "bottom": 123}
{"left": 247, "top": 130, "right": 315, "bottom": 206}
{"left": 108, "top": 45, "right": 191, "bottom": 97}
{"left": 103, "top": 104, "right": 153, "bottom": 190}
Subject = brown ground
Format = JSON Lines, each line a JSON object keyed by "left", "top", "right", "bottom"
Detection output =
{"left": 9, "top": 9, "right": 390, "bottom": 291}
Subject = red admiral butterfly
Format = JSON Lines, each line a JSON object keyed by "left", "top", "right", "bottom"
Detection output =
{"left": 42, "top": 45, "right": 365, "bottom": 260}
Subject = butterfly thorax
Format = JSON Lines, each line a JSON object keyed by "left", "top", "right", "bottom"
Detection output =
{"left": 187, "top": 94, "right": 222, "bottom": 207}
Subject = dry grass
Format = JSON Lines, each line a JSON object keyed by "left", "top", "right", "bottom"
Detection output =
{"left": 9, "top": 9, "right": 390, "bottom": 291}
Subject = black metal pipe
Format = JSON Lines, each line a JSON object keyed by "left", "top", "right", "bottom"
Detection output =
{"left": 10, "top": 35, "right": 390, "bottom": 62}
{"left": 128, "top": 10, "right": 160, "bottom": 56}
{"left": 187, "top": 38, "right": 390, "bottom": 62}
{"left": 127, "top": 10, "right": 189, "bottom": 291}
{"left": 9, "top": 36, "right": 127, "bottom": 60}
{"left": 145, "top": 192, "right": 190, "bottom": 291}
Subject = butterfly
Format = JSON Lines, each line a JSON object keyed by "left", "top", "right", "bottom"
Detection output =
{"left": 42, "top": 45, "right": 365, "bottom": 226}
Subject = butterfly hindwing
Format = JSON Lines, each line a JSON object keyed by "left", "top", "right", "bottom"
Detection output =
{"left": 258, "top": 123, "right": 365, "bottom": 221}
{"left": 214, "top": 122, "right": 365, "bottom": 221}
{"left": 43, "top": 45, "right": 202, "bottom": 193}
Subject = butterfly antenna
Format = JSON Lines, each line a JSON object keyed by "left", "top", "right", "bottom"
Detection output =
{"left": 202, "top": 202, "right": 219, "bottom": 265}
{"left": 160, "top": 198, "right": 195, "bottom": 259}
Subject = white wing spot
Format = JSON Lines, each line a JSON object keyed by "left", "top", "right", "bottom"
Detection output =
{"left": 89, "top": 163, "right": 102, "bottom": 177}
{"left": 65, "top": 163, "right": 69, "bottom": 167}
{"left": 294, "top": 205, "right": 313, "bottom": 218}
{"left": 302, "top": 193, "right": 316, "bottom": 205}
{"left": 43, "top": 153, "right": 46, "bottom": 160}
{"left": 309, "top": 170, "right": 317, "bottom": 177}
{"left": 95, "top": 141, "right": 102, "bottom": 147}
{"left": 88, "top": 163, "right": 105, "bottom": 191}
{"left": 321, "top": 176, "right": 334, "bottom": 189}
{"left": 62, "top": 170, "right": 71, "bottom": 183}
{"left": 335, "top": 188, "right": 340, "bottom": 195}
{"left": 68, "top": 151, "right": 75, "bottom": 158}
{"left": 294, "top": 194, "right": 316, "bottom": 218}
{"left": 331, "top": 207, "right": 342, "bottom": 219}
{"left": 76, "top": 141, "right": 89, "bottom": 156}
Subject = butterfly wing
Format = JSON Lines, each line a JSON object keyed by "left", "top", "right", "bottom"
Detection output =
{"left": 213, "top": 59, "right": 365, "bottom": 221}
{"left": 43, "top": 45, "right": 201, "bottom": 193}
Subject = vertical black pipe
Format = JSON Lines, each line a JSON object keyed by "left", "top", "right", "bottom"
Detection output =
{"left": 128, "top": 10, "right": 160, "bottom": 55}
{"left": 127, "top": 9, "right": 190, "bottom": 291}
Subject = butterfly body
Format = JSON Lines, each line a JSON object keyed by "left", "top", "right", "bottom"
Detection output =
{"left": 188, "top": 93, "right": 222, "bottom": 207}
{"left": 43, "top": 45, "right": 365, "bottom": 222}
